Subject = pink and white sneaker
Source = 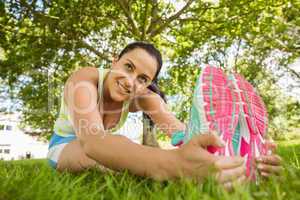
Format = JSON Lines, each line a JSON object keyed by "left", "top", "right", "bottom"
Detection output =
{"left": 232, "top": 73, "right": 268, "bottom": 177}
{"left": 183, "top": 66, "right": 268, "bottom": 178}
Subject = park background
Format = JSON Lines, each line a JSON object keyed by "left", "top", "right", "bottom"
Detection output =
{"left": 0, "top": 0, "right": 299, "bottom": 199}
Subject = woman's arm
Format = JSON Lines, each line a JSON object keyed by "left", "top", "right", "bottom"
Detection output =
{"left": 134, "top": 91, "right": 186, "bottom": 137}
{"left": 63, "top": 67, "right": 178, "bottom": 180}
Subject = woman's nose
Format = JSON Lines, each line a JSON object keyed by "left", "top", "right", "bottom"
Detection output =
{"left": 123, "top": 75, "right": 135, "bottom": 90}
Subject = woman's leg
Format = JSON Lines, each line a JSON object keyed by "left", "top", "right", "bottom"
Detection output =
{"left": 56, "top": 139, "right": 100, "bottom": 172}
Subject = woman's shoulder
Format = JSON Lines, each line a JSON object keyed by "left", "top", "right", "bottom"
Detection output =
{"left": 63, "top": 67, "right": 100, "bottom": 105}
{"left": 66, "top": 66, "right": 99, "bottom": 84}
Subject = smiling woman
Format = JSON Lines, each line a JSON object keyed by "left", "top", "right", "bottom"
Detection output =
{"left": 103, "top": 46, "right": 159, "bottom": 103}
{"left": 45, "top": 41, "right": 253, "bottom": 190}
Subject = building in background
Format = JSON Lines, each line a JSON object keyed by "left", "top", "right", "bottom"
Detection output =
{"left": 0, "top": 113, "right": 48, "bottom": 161}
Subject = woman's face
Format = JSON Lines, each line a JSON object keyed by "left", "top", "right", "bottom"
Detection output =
{"left": 107, "top": 48, "right": 158, "bottom": 102}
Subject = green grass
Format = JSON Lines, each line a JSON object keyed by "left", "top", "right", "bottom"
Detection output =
{"left": 1, "top": 141, "right": 300, "bottom": 200}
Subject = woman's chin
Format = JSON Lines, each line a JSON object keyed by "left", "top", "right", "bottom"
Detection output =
{"left": 111, "top": 92, "right": 129, "bottom": 102}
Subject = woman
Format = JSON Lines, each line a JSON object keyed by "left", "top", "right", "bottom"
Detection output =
{"left": 47, "top": 42, "right": 281, "bottom": 188}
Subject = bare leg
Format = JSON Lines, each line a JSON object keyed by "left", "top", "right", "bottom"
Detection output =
{"left": 56, "top": 139, "right": 109, "bottom": 173}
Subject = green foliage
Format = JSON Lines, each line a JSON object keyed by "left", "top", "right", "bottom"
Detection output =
{"left": 160, "top": 65, "right": 200, "bottom": 122}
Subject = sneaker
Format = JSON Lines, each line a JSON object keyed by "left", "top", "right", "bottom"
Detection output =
{"left": 183, "top": 66, "right": 268, "bottom": 178}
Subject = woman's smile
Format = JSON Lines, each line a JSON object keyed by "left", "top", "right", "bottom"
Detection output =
{"left": 117, "top": 80, "right": 131, "bottom": 95}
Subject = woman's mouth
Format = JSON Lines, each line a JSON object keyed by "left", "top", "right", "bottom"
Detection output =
{"left": 117, "top": 81, "right": 131, "bottom": 95}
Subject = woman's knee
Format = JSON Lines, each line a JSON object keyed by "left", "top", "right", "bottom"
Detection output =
{"left": 56, "top": 140, "right": 97, "bottom": 172}
{"left": 77, "top": 155, "right": 97, "bottom": 170}
{"left": 57, "top": 154, "right": 97, "bottom": 173}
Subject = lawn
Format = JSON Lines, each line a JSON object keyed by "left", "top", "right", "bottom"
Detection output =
{"left": 0, "top": 141, "right": 299, "bottom": 200}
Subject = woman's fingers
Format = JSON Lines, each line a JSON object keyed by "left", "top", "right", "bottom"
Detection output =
{"left": 193, "top": 133, "right": 225, "bottom": 148}
{"left": 257, "top": 163, "right": 283, "bottom": 175}
{"left": 235, "top": 174, "right": 248, "bottom": 184}
{"left": 223, "top": 181, "right": 233, "bottom": 191}
{"left": 213, "top": 156, "right": 246, "bottom": 184}
{"left": 216, "top": 164, "right": 246, "bottom": 183}
{"left": 264, "top": 140, "right": 277, "bottom": 156}
{"left": 214, "top": 156, "right": 245, "bottom": 170}
{"left": 223, "top": 174, "right": 247, "bottom": 191}
{"left": 264, "top": 140, "right": 277, "bottom": 153}
{"left": 256, "top": 155, "right": 282, "bottom": 165}
{"left": 260, "top": 171, "right": 270, "bottom": 177}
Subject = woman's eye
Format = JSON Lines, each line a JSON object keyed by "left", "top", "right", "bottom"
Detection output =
{"left": 138, "top": 76, "right": 148, "bottom": 84}
{"left": 125, "top": 64, "right": 133, "bottom": 71}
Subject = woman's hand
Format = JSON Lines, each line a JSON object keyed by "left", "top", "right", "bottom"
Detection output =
{"left": 256, "top": 140, "right": 283, "bottom": 177}
{"left": 173, "top": 133, "right": 247, "bottom": 190}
